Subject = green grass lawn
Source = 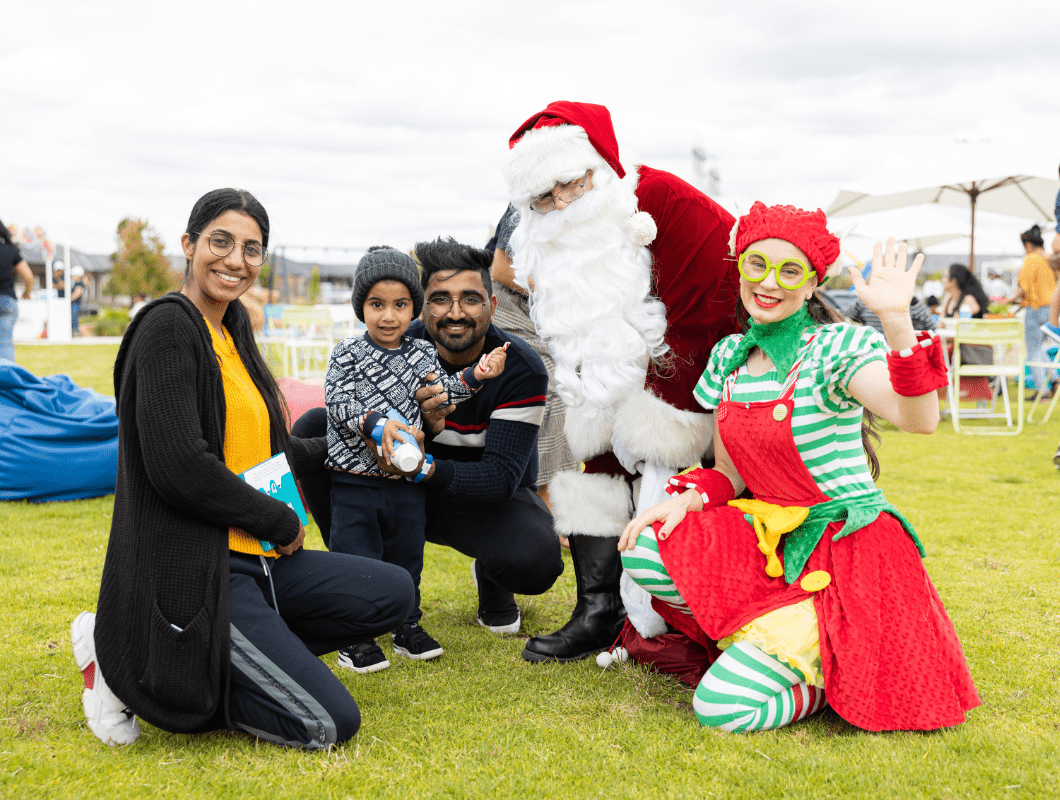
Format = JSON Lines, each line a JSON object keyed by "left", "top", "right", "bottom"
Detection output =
{"left": 3, "top": 343, "right": 1059, "bottom": 798}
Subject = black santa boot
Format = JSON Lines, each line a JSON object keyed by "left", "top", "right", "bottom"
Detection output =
{"left": 521, "top": 534, "right": 626, "bottom": 663}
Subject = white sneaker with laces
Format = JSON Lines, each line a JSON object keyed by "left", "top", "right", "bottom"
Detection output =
{"left": 71, "top": 611, "right": 140, "bottom": 746}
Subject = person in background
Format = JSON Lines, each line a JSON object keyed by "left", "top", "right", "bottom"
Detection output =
{"left": 487, "top": 204, "right": 579, "bottom": 523}
{"left": 70, "top": 265, "right": 86, "bottom": 335}
{"left": 1011, "top": 225, "right": 1056, "bottom": 399}
{"left": 940, "top": 263, "right": 990, "bottom": 320}
{"left": 128, "top": 293, "right": 148, "bottom": 319}
{"left": 71, "top": 188, "right": 414, "bottom": 751}
{"left": 0, "top": 219, "right": 35, "bottom": 362}
{"left": 1052, "top": 162, "right": 1060, "bottom": 257}
{"left": 984, "top": 270, "right": 1012, "bottom": 300}
{"left": 847, "top": 295, "right": 937, "bottom": 334}
{"left": 53, "top": 265, "right": 65, "bottom": 298}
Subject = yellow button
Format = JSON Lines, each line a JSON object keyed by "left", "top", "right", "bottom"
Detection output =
{"left": 800, "top": 571, "right": 831, "bottom": 592}
{"left": 773, "top": 404, "right": 788, "bottom": 421}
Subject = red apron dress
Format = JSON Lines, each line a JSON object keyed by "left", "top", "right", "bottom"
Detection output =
{"left": 656, "top": 366, "right": 980, "bottom": 731}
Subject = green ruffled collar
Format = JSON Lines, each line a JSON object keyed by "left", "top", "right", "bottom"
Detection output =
{"left": 719, "top": 305, "right": 814, "bottom": 380}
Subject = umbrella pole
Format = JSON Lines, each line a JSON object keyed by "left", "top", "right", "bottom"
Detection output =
{"left": 968, "top": 187, "right": 978, "bottom": 273}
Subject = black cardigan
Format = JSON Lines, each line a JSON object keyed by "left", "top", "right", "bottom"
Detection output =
{"left": 95, "top": 293, "right": 326, "bottom": 733}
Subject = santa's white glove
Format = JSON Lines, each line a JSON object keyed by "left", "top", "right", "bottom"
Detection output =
{"left": 611, "top": 437, "right": 645, "bottom": 475}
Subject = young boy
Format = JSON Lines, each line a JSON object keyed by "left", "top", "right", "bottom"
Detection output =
{"left": 325, "top": 245, "right": 506, "bottom": 673}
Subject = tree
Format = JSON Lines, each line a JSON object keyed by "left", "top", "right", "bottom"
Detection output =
{"left": 106, "top": 218, "right": 181, "bottom": 300}
{"left": 308, "top": 266, "right": 321, "bottom": 304}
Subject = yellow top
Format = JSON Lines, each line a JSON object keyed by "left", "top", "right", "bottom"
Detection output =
{"left": 1018, "top": 253, "right": 1056, "bottom": 309}
{"left": 206, "top": 321, "right": 277, "bottom": 558}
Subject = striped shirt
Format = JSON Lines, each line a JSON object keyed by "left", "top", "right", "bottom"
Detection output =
{"left": 693, "top": 323, "right": 887, "bottom": 500}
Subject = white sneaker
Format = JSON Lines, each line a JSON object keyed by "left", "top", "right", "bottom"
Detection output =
{"left": 70, "top": 612, "right": 140, "bottom": 746}
{"left": 470, "top": 560, "right": 521, "bottom": 635}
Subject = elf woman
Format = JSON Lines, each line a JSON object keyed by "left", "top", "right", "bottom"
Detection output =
{"left": 619, "top": 202, "right": 980, "bottom": 732}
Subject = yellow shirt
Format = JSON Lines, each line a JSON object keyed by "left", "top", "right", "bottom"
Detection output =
{"left": 1018, "top": 253, "right": 1055, "bottom": 309}
{"left": 206, "top": 322, "right": 277, "bottom": 557}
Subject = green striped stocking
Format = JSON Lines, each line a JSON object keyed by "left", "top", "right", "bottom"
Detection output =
{"left": 620, "top": 527, "right": 694, "bottom": 618}
{"left": 693, "top": 641, "right": 827, "bottom": 731}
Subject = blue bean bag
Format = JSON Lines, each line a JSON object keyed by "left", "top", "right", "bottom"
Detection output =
{"left": 0, "top": 361, "right": 118, "bottom": 501}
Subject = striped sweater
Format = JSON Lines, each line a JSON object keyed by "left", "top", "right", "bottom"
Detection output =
{"left": 693, "top": 323, "right": 887, "bottom": 499}
{"left": 408, "top": 321, "right": 549, "bottom": 504}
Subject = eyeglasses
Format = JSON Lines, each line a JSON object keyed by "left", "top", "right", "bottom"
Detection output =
{"left": 530, "top": 170, "right": 592, "bottom": 214}
{"left": 737, "top": 250, "right": 812, "bottom": 291}
{"left": 196, "top": 232, "right": 268, "bottom": 267}
{"left": 427, "top": 295, "right": 487, "bottom": 317}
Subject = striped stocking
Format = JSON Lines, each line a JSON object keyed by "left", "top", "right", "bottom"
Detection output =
{"left": 620, "top": 527, "right": 694, "bottom": 618}
{"left": 693, "top": 641, "right": 827, "bottom": 732}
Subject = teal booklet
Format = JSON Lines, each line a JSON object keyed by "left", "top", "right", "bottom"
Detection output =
{"left": 240, "top": 453, "right": 309, "bottom": 551}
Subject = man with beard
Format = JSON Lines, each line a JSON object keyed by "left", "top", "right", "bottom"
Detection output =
{"left": 295, "top": 238, "right": 563, "bottom": 637}
{"left": 502, "top": 101, "right": 739, "bottom": 663}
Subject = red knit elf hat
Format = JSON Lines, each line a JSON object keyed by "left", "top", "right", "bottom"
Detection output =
{"left": 734, "top": 202, "right": 841, "bottom": 280}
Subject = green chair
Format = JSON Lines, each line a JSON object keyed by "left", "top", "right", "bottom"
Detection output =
{"left": 950, "top": 318, "right": 1024, "bottom": 435}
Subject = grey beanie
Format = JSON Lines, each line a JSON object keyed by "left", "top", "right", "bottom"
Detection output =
{"left": 351, "top": 245, "right": 424, "bottom": 322}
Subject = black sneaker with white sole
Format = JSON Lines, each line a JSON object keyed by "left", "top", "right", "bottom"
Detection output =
{"left": 471, "top": 559, "right": 521, "bottom": 635}
{"left": 392, "top": 622, "right": 444, "bottom": 661}
{"left": 337, "top": 640, "right": 390, "bottom": 674}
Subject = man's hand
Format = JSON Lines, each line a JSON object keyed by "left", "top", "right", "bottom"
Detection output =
{"left": 276, "top": 525, "right": 306, "bottom": 556}
{"left": 416, "top": 373, "right": 455, "bottom": 434}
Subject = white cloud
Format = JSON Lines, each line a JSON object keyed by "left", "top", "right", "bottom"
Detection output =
{"left": 2, "top": 0, "right": 1057, "bottom": 264}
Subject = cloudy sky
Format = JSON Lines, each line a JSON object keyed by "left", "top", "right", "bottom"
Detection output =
{"left": 4, "top": 0, "right": 1059, "bottom": 265}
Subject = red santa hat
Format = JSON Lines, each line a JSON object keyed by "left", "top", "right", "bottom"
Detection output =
{"left": 734, "top": 201, "right": 841, "bottom": 280}
{"left": 504, "top": 101, "right": 626, "bottom": 198}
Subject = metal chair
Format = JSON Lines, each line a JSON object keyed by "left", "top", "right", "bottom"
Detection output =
{"left": 1026, "top": 323, "right": 1060, "bottom": 424}
{"left": 950, "top": 318, "right": 1025, "bottom": 435}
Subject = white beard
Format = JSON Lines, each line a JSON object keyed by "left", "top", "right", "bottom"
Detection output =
{"left": 509, "top": 168, "right": 668, "bottom": 415}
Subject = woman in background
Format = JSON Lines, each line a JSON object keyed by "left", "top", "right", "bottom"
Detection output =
{"left": 1012, "top": 225, "right": 1056, "bottom": 398}
{"left": 0, "top": 220, "right": 35, "bottom": 362}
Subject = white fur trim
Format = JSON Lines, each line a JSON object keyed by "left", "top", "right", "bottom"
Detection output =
{"left": 623, "top": 211, "right": 657, "bottom": 247}
{"left": 563, "top": 407, "right": 615, "bottom": 462}
{"left": 503, "top": 124, "right": 607, "bottom": 199}
{"left": 612, "top": 388, "right": 714, "bottom": 470}
{"left": 549, "top": 471, "right": 632, "bottom": 537}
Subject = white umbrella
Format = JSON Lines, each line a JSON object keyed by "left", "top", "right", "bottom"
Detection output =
{"left": 827, "top": 175, "right": 1059, "bottom": 271}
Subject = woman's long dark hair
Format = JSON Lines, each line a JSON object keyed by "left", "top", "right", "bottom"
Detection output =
{"left": 739, "top": 287, "right": 882, "bottom": 480}
{"left": 0, "top": 218, "right": 15, "bottom": 247}
{"left": 947, "top": 264, "right": 990, "bottom": 317}
{"left": 184, "top": 188, "right": 290, "bottom": 455}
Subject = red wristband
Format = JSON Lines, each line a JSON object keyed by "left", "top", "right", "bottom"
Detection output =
{"left": 665, "top": 467, "right": 736, "bottom": 509}
{"left": 887, "top": 332, "right": 948, "bottom": 397}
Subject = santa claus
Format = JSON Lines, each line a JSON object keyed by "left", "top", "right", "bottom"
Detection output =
{"left": 503, "top": 101, "right": 740, "bottom": 662}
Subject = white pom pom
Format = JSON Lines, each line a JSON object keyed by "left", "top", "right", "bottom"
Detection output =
{"left": 624, "top": 211, "right": 657, "bottom": 247}
{"left": 596, "top": 647, "right": 629, "bottom": 668}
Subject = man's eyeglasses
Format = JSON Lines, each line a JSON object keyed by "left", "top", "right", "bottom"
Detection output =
{"left": 427, "top": 295, "right": 487, "bottom": 317}
{"left": 196, "top": 232, "right": 268, "bottom": 267}
{"left": 737, "top": 250, "right": 812, "bottom": 291}
{"left": 530, "top": 170, "right": 592, "bottom": 214}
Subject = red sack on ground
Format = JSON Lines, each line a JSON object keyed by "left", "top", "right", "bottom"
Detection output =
{"left": 619, "top": 620, "right": 720, "bottom": 687}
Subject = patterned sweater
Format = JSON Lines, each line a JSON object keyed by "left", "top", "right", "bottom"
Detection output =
{"left": 325, "top": 332, "right": 481, "bottom": 477}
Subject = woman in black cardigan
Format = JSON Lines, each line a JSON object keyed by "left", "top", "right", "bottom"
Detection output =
{"left": 71, "top": 189, "right": 414, "bottom": 750}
